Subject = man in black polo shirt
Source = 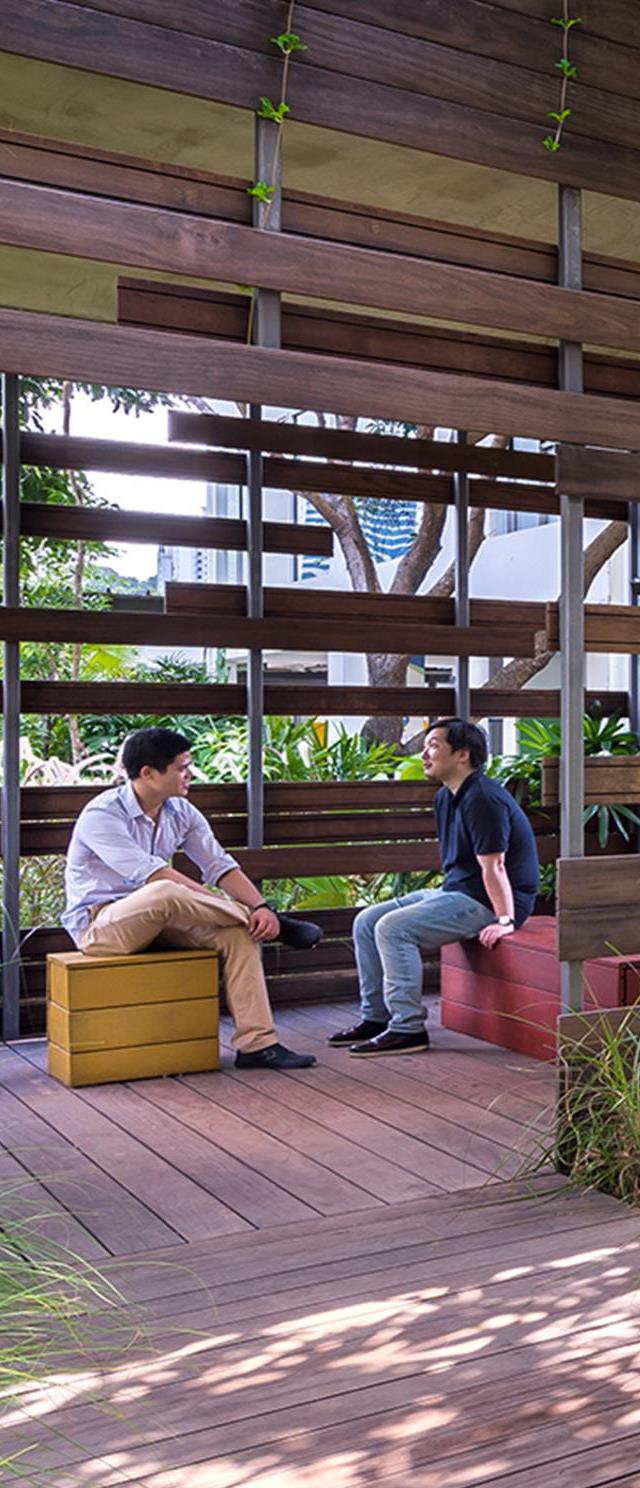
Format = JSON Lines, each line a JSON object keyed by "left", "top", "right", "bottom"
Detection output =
{"left": 329, "top": 717, "right": 539, "bottom": 1056}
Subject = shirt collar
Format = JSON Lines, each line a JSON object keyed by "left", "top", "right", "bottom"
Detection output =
{"left": 448, "top": 769, "right": 483, "bottom": 807}
{"left": 121, "top": 781, "right": 178, "bottom": 820}
{"left": 121, "top": 781, "right": 152, "bottom": 820}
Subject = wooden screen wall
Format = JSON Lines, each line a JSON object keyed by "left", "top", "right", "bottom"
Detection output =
{"left": 4, "top": 1, "right": 640, "bottom": 198}
{"left": 3, "top": 0, "right": 640, "bottom": 1032}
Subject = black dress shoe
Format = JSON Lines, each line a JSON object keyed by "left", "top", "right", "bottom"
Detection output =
{"left": 275, "top": 913, "right": 323, "bottom": 950}
{"left": 327, "top": 1018, "right": 388, "bottom": 1046}
{"left": 235, "top": 1042, "right": 317, "bottom": 1070}
{"left": 349, "top": 1029, "right": 430, "bottom": 1057}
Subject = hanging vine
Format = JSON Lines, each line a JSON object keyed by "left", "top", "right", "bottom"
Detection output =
{"left": 543, "top": 2, "right": 582, "bottom": 152}
{"left": 247, "top": 0, "right": 307, "bottom": 214}
{"left": 245, "top": 2, "right": 307, "bottom": 344}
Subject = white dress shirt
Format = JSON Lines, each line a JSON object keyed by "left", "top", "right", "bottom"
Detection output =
{"left": 62, "top": 781, "right": 239, "bottom": 945}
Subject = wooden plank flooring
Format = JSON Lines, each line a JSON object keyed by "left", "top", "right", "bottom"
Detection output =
{"left": 3, "top": 1000, "right": 639, "bottom": 1486}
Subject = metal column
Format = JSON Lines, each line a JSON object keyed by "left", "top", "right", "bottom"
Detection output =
{"left": 2, "top": 373, "right": 21, "bottom": 1040}
{"left": 558, "top": 186, "right": 585, "bottom": 1014}
{"left": 246, "top": 118, "right": 282, "bottom": 850}
{"left": 454, "top": 432, "right": 470, "bottom": 718}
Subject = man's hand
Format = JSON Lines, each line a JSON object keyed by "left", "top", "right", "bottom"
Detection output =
{"left": 248, "top": 905, "right": 280, "bottom": 943}
{"left": 478, "top": 922, "right": 515, "bottom": 950}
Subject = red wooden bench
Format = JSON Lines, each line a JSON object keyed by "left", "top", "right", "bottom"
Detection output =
{"left": 440, "top": 917, "right": 640, "bottom": 1061}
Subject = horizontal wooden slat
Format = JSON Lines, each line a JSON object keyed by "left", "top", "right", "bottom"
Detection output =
{"left": 70, "top": 0, "right": 640, "bottom": 155}
{"left": 19, "top": 681, "right": 248, "bottom": 715}
{"left": 300, "top": 0, "right": 640, "bottom": 97}
{"left": 6, "top": 1, "right": 640, "bottom": 199}
{"left": 0, "top": 606, "right": 537, "bottom": 657}
{"left": 6, "top": 179, "right": 640, "bottom": 353}
{"left": 18, "top": 438, "right": 562, "bottom": 520}
{"left": 20, "top": 430, "right": 564, "bottom": 519}
{"left": 19, "top": 681, "right": 449, "bottom": 718}
{"left": 16, "top": 427, "right": 628, "bottom": 525}
{"left": 13, "top": 501, "right": 333, "bottom": 558}
{"left": 543, "top": 756, "right": 640, "bottom": 806}
{"left": 169, "top": 410, "right": 554, "bottom": 480}
{"left": 141, "top": 282, "right": 640, "bottom": 409}
{"left": 558, "top": 853, "right": 640, "bottom": 910}
{"left": 486, "top": 0, "right": 640, "bottom": 52}
{"left": 18, "top": 681, "right": 629, "bottom": 720}
{"left": 164, "top": 584, "right": 547, "bottom": 631}
{"left": 557, "top": 444, "right": 640, "bottom": 502}
{"left": 557, "top": 854, "right": 640, "bottom": 960}
{"left": 13, "top": 780, "right": 435, "bottom": 820}
{"left": 5, "top": 308, "right": 640, "bottom": 449}
{"left": 233, "top": 843, "right": 442, "bottom": 877}
{"left": 16, "top": 810, "right": 437, "bottom": 855}
{"left": 14, "top": 817, "right": 561, "bottom": 858}
{"left": 546, "top": 604, "right": 640, "bottom": 654}
{"left": 8, "top": 126, "right": 640, "bottom": 303}
{"left": 19, "top": 430, "right": 239, "bottom": 480}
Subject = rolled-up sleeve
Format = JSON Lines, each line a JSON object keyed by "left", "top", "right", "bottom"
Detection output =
{"left": 178, "top": 804, "right": 239, "bottom": 884}
{"left": 80, "top": 808, "right": 167, "bottom": 886}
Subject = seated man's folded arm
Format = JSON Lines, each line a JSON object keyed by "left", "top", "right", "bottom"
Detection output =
{"left": 476, "top": 851, "right": 515, "bottom": 921}
{"left": 462, "top": 796, "right": 516, "bottom": 945}
{"left": 81, "top": 811, "right": 167, "bottom": 886}
{"left": 178, "top": 808, "right": 280, "bottom": 936}
{"left": 176, "top": 807, "right": 240, "bottom": 889}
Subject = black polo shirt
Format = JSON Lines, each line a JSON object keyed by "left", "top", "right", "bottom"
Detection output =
{"left": 434, "top": 770, "right": 539, "bottom": 928}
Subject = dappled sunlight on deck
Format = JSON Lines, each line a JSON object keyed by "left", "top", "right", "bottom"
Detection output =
{"left": 2, "top": 1002, "right": 640, "bottom": 1485}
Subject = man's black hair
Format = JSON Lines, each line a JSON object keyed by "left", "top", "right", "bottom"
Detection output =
{"left": 121, "top": 727, "right": 192, "bottom": 779}
{"left": 427, "top": 717, "right": 488, "bottom": 771}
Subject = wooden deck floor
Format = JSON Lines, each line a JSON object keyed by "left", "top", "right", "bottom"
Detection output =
{"left": 3, "top": 999, "right": 640, "bottom": 1486}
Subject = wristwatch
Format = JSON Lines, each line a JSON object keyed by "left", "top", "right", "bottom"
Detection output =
{"left": 497, "top": 915, "right": 515, "bottom": 926}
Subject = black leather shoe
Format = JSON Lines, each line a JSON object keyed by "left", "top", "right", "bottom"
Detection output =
{"left": 349, "top": 1029, "right": 430, "bottom": 1057}
{"left": 235, "top": 1042, "right": 317, "bottom": 1070}
{"left": 275, "top": 913, "right": 323, "bottom": 950}
{"left": 328, "top": 1018, "right": 388, "bottom": 1046}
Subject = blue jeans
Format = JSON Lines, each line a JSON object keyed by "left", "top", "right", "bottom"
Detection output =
{"left": 353, "top": 889, "right": 495, "bottom": 1034}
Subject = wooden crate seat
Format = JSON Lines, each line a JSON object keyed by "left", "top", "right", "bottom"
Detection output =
{"left": 440, "top": 917, "right": 640, "bottom": 1061}
{"left": 47, "top": 948, "right": 219, "bottom": 1087}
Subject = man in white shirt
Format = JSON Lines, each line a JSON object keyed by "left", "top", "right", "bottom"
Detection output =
{"left": 63, "top": 727, "right": 317, "bottom": 1069}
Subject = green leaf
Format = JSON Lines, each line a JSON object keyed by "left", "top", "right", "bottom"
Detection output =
{"left": 272, "top": 30, "right": 308, "bottom": 54}
{"left": 556, "top": 58, "right": 578, "bottom": 77}
{"left": 247, "top": 180, "right": 276, "bottom": 203}
{"left": 543, "top": 135, "right": 561, "bottom": 151}
{"left": 550, "top": 14, "right": 582, "bottom": 25}
{"left": 547, "top": 108, "right": 572, "bottom": 122}
{"left": 257, "top": 96, "right": 290, "bottom": 124}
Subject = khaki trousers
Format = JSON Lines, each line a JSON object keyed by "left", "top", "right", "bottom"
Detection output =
{"left": 78, "top": 881, "right": 277, "bottom": 1053}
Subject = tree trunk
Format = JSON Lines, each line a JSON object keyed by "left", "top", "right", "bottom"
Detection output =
{"left": 426, "top": 507, "right": 486, "bottom": 600}
{"left": 361, "top": 652, "right": 411, "bottom": 744}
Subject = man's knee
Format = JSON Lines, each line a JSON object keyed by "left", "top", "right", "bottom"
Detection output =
{"left": 353, "top": 903, "right": 387, "bottom": 939}
{"left": 143, "top": 880, "right": 196, "bottom": 915}
{"left": 374, "top": 908, "right": 417, "bottom": 948}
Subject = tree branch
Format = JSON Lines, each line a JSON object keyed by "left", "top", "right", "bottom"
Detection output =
{"left": 427, "top": 506, "right": 486, "bottom": 600}
{"left": 481, "top": 517, "right": 628, "bottom": 694}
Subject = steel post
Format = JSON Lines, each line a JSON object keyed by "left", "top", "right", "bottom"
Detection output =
{"left": 2, "top": 373, "right": 21, "bottom": 1040}
{"left": 247, "top": 117, "right": 282, "bottom": 851}
{"left": 558, "top": 186, "right": 585, "bottom": 1014}
{"left": 454, "top": 432, "right": 470, "bottom": 719}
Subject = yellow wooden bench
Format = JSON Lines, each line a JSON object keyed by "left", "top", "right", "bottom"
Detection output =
{"left": 47, "top": 948, "right": 219, "bottom": 1087}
